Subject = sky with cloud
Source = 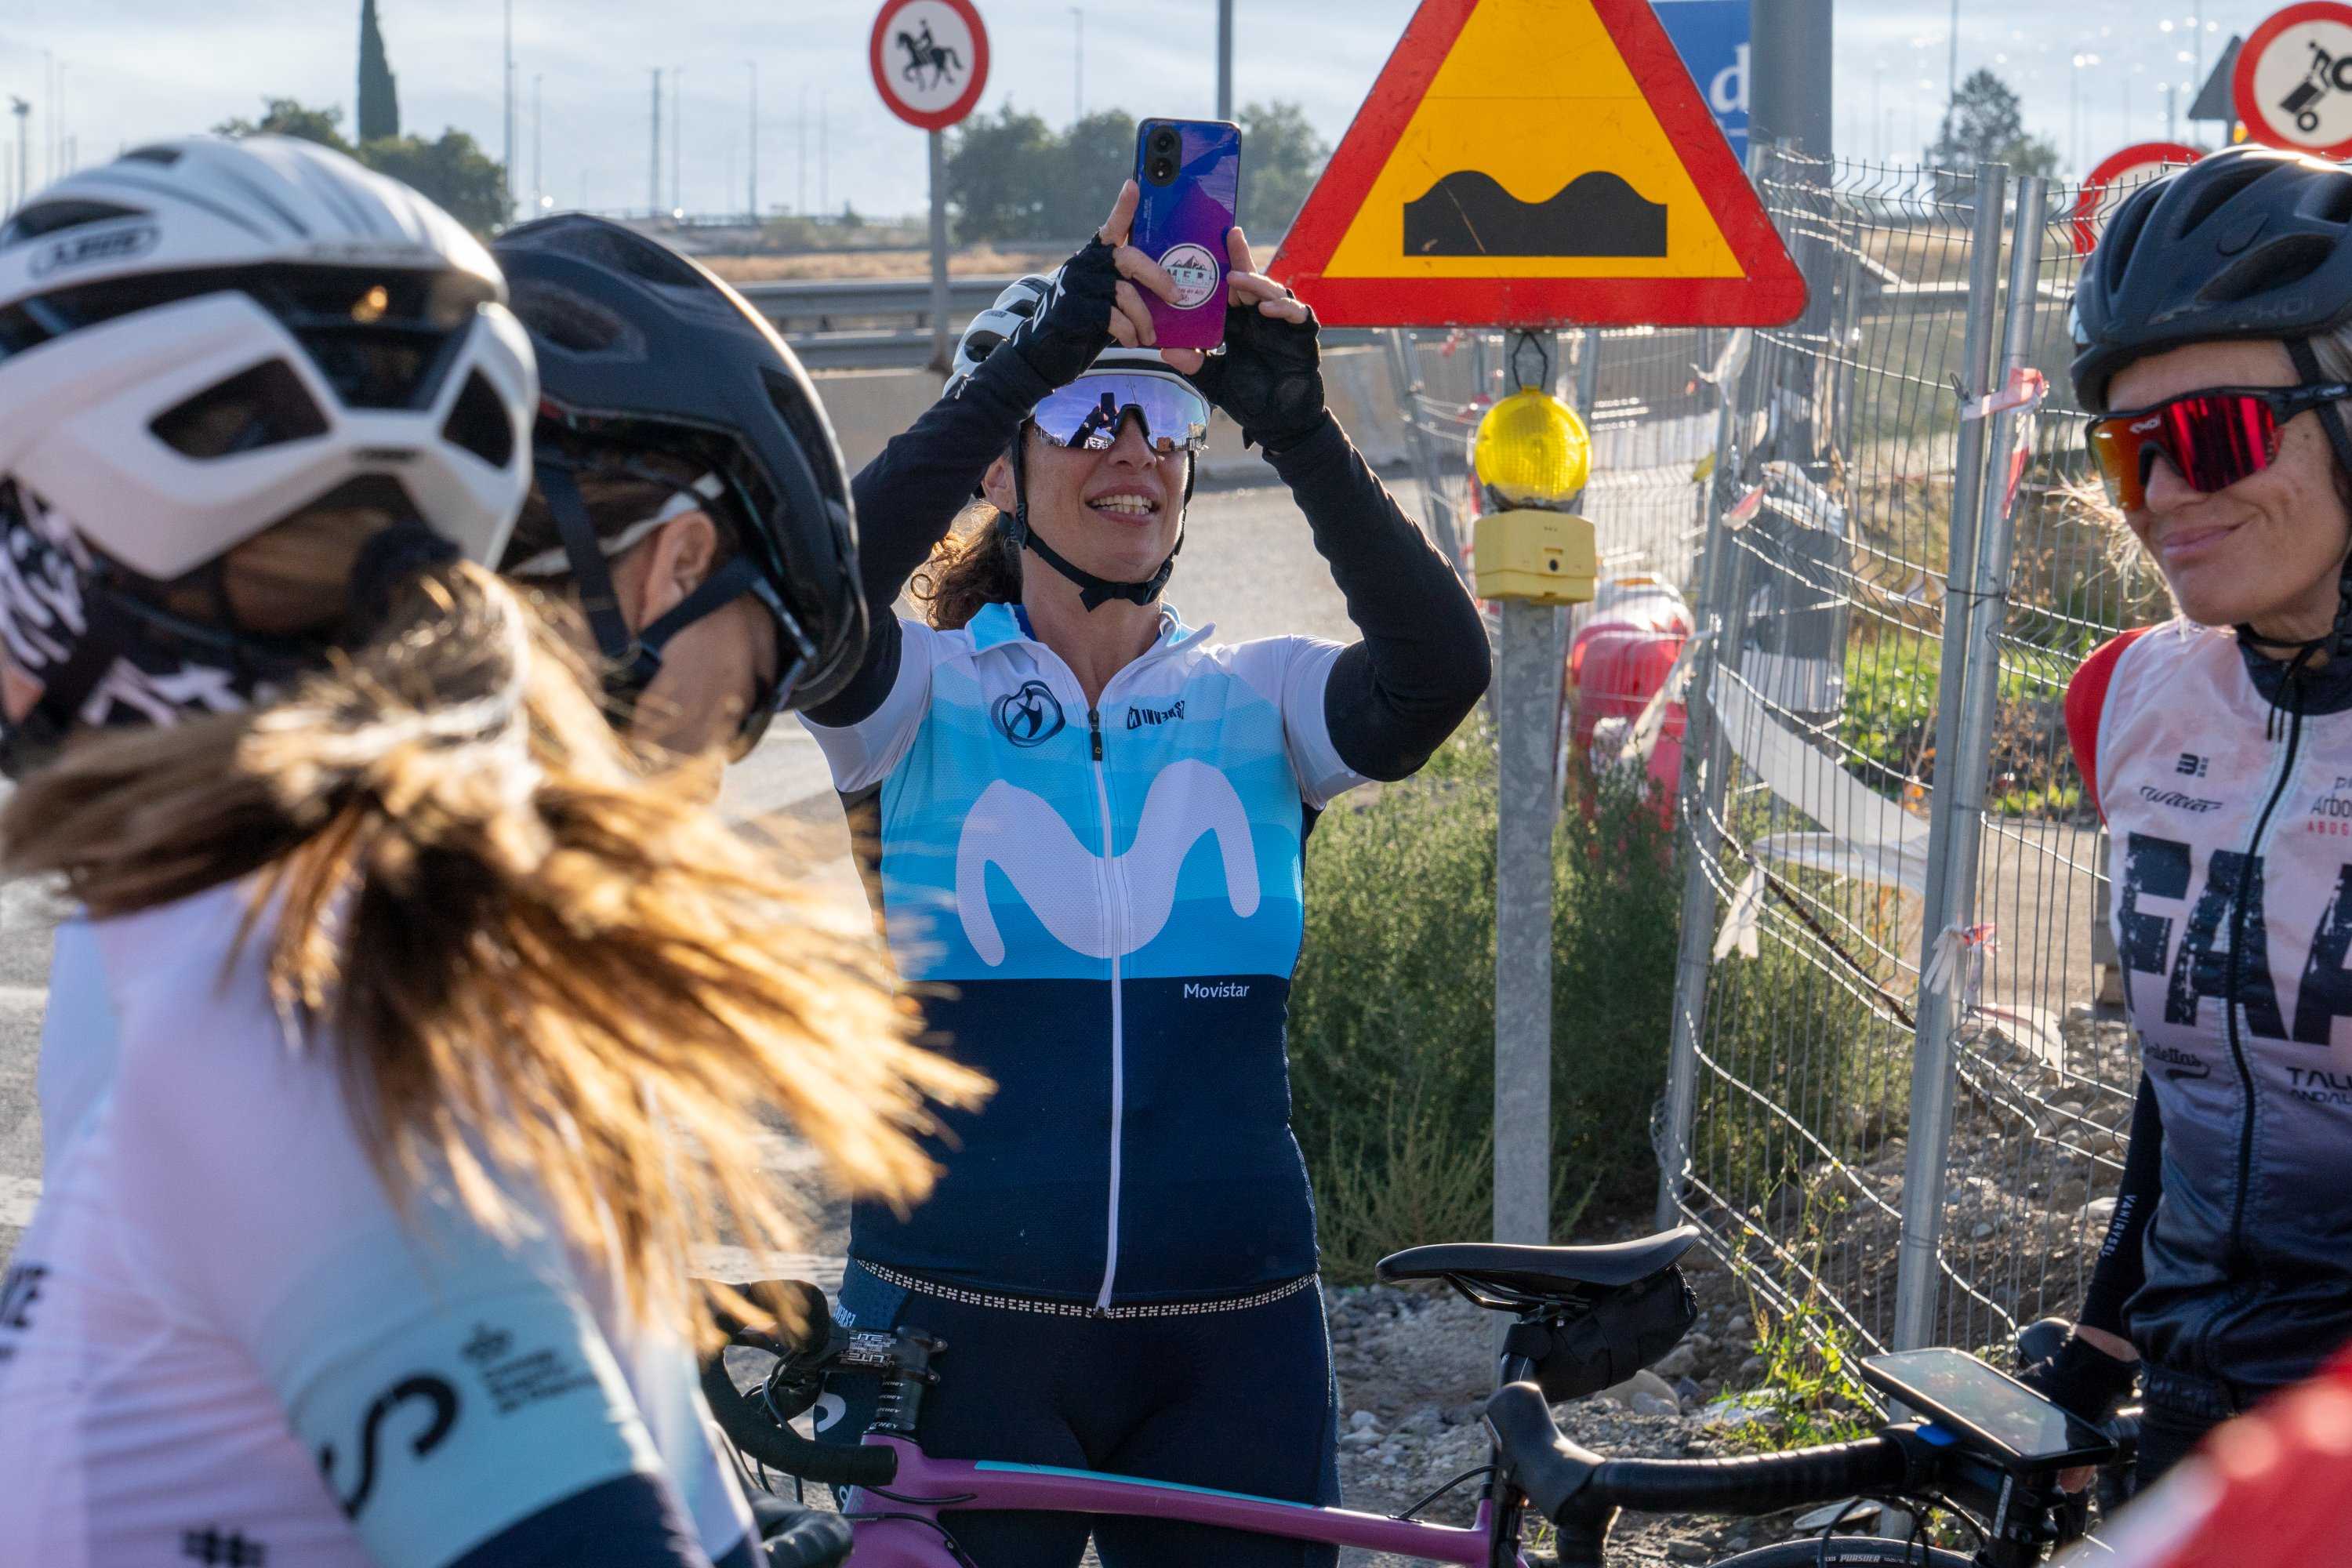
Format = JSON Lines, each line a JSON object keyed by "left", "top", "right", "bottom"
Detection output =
{"left": 0, "top": 0, "right": 2274, "bottom": 219}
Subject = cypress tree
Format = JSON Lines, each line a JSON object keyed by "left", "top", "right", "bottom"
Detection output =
{"left": 358, "top": 0, "right": 400, "bottom": 143}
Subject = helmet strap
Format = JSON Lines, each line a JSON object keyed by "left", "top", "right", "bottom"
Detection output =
{"left": 2239, "top": 339, "right": 2352, "bottom": 665}
{"left": 1003, "top": 430, "right": 1185, "bottom": 613}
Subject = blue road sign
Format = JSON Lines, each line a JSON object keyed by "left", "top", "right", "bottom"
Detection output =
{"left": 1653, "top": 0, "right": 1749, "bottom": 162}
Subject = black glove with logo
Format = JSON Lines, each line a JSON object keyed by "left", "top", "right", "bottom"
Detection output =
{"left": 2016, "top": 1324, "right": 2140, "bottom": 1425}
{"left": 1185, "top": 292, "right": 1327, "bottom": 454}
{"left": 1004, "top": 237, "right": 1121, "bottom": 389}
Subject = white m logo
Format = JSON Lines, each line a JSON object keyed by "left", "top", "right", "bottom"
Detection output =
{"left": 955, "top": 759, "right": 1261, "bottom": 964}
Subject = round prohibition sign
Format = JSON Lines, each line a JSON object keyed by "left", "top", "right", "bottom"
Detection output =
{"left": 2237, "top": 0, "right": 2352, "bottom": 157}
{"left": 2068, "top": 142, "right": 2204, "bottom": 256}
{"left": 870, "top": 0, "right": 991, "bottom": 132}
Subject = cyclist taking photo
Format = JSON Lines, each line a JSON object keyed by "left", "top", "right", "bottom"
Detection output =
{"left": 2036, "top": 143, "right": 2352, "bottom": 1487}
{"left": 795, "top": 181, "right": 1489, "bottom": 1566}
{"left": 0, "top": 136, "right": 976, "bottom": 1566}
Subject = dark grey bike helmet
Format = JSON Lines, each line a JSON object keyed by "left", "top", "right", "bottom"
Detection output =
{"left": 2072, "top": 144, "right": 2352, "bottom": 414}
{"left": 492, "top": 214, "right": 864, "bottom": 731}
{"left": 2074, "top": 143, "right": 2352, "bottom": 662}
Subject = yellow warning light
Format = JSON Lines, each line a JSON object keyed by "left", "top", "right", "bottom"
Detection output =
{"left": 1472, "top": 506, "right": 1596, "bottom": 604}
{"left": 1472, "top": 388, "right": 1592, "bottom": 508}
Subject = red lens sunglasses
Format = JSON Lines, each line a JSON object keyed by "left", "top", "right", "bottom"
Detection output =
{"left": 2085, "top": 382, "right": 2352, "bottom": 510}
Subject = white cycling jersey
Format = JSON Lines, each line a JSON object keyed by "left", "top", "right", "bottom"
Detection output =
{"left": 0, "top": 880, "right": 754, "bottom": 1566}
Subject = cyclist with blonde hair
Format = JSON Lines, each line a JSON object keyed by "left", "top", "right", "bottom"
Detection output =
{"left": 0, "top": 136, "right": 977, "bottom": 1566}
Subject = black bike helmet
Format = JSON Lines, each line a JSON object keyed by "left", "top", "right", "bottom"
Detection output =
{"left": 2072, "top": 143, "right": 2352, "bottom": 414}
{"left": 2074, "top": 143, "right": 2352, "bottom": 663}
{"left": 491, "top": 213, "right": 864, "bottom": 727}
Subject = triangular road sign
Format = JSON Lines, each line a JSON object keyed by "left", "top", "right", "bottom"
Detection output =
{"left": 2190, "top": 36, "right": 2242, "bottom": 123}
{"left": 1271, "top": 0, "right": 1807, "bottom": 328}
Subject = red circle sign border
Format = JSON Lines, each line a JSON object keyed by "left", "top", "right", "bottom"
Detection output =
{"left": 869, "top": 0, "right": 992, "bottom": 132}
{"left": 2069, "top": 141, "right": 2205, "bottom": 256}
{"left": 2236, "top": 0, "right": 2352, "bottom": 157}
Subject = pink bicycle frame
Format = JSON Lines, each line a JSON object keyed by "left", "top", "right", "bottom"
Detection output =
{"left": 837, "top": 1436, "right": 1526, "bottom": 1566}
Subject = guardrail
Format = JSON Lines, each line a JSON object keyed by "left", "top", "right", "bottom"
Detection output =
{"left": 739, "top": 275, "right": 1018, "bottom": 370}
{"left": 745, "top": 274, "right": 1385, "bottom": 370}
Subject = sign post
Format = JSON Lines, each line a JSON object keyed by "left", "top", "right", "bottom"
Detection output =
{"left": 2236, "top": 1, "right": 2352, "bottom": 156}
{"left": 1276, "top": 0, "right": 1805, "bottom": 1251}
{"left": 870, "top": 0, "right": 990, "bottom": 373}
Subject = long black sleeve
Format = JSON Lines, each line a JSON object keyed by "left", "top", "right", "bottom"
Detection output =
{"left": 803, "top": 344, "right": 1054, "bottom": 728}
{"left": 1263, "top": 413, "right": 1491, "bottom": 780}
{"left": 2078, "top": 1072, "right": 2164, "bottom": 1338}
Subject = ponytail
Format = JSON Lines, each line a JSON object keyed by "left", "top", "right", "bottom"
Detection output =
{"left": 2, "top": 557, "right": 985, "bottom": 1345}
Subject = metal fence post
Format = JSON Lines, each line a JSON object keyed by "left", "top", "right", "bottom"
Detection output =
{"left": 1656, "top": 328, "right": 1754, "bottom": 1229}
{"left": 1891, "top": 165, "right": 2019, "bottom": 1352}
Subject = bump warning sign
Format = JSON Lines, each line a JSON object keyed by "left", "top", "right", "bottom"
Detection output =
{"left": 1271, "top": 0, "right": 1807, "bottom": 327}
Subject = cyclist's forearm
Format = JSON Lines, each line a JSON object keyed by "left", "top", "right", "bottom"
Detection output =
{"left": 1265, "top": 415, "right": 1491, "bottom": 779}
{"left": 2078, "top": 1072, "right": 2163, "bottom": 1342}
{"left": 850, "top": 345, "right": 1051, "bottom": 615}
{"left": 810, "top": 347, "right": 1054, "bottom": 728}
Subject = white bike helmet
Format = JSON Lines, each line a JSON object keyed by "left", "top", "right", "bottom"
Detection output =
{"left": 0, "top": 135, "right": 535, "bottom": 768}
{"left": 944, "top": 272, "right": 1179, "bottom": 398}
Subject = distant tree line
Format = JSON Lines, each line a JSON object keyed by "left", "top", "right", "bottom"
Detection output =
{"left": 213, "top": 99, "right": 507, "bottom": 234}
{"left": 945, "top": 101, "right": 1330, "bottom": 245}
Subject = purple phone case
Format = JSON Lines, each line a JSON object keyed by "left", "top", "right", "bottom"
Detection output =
{"left": 1131, "top": 119, "right": 1241, "bottom": 352}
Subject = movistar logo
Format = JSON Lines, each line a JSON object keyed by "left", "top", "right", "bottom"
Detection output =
{"left": 954, "top": 759, "right": 1260, "bottom": 964}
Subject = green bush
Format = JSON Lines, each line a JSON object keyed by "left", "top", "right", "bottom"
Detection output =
{"left": 1288, "top": 718, "right": 1684, "bottom": 1283}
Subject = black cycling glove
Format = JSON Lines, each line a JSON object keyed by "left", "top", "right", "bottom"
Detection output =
{"left": 2018, "top": 1327, "right": 2140, "bottom": 1425}
{"left": 1185, "top": 293, "right": 1327, "bottom": 454}
{"left": 1004, "top": 236, "right": 1121, "bottom": 389}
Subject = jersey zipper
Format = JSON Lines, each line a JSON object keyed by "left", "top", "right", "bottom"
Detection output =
{"left": 1085, "top": 702, "right": 1129, "bottom": 1311}
{"left": 2205, "top": 701, "right": 2301, "bottom": 1376}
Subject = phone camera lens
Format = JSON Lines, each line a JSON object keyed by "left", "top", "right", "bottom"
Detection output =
{"left": 1149, "top": 158, "right": 1178, "bottom": 183}
{"left": 1151, "top": 129, "right": 1180, "bottom": 154}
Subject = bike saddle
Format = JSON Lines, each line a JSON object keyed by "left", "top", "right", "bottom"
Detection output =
{"left": 1375, "top": 1225, "right": 1700, "bottom": 1298}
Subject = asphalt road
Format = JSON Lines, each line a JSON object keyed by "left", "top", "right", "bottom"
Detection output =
{"left": 0, "top": 478, "right": 1372, "bottom": 1269}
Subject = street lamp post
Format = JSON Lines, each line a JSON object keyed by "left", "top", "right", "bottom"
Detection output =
{"left": 503, "top": 0, "right": 515, "bottom": 226}
{"left": 1071, "top": 8, "right": 1084, "bottom": 122}
{"left": 747, "top": 62, "right": 759, "bottom": 224}
{"left": 673, "top": 65, "right": 686, "bottom": 216}
{"left": 9, "top": 98, "right": 27, "bottom": 213}
{"left": 533, "top": 73, "right": 543, "bottom": 216}
{"left": 2070, "top": 53, "right": 2101, "bottom": 176}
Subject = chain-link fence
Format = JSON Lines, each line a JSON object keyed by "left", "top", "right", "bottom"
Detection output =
{"left": 1382, "top": 147, "right": 2174, "bottom": 1364}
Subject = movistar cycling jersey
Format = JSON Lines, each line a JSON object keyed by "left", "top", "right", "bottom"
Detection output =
{"left": 2069, "top": 619, "right": 2352, "bottom": 1408}
{"left": 804, "top": 601, "right": 1367, "bottom": 1305}
{"left": 0, "top": 880, "right": 754, "bottom": 1566}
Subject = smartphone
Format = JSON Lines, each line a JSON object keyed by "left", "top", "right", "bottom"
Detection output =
{"left": 1860, "top": 1349, "right": 2114, "bottom": 1474}
{"left": 1131, "top": 118, "right": 1242, "bottom": 352}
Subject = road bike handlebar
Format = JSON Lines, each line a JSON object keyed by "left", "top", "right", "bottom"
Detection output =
{"left": 698, "top": 1345, "right": 902, "bottom": 1489}
{"left": 1485, "top": 1381, "right": 1909, "bottom": 1525}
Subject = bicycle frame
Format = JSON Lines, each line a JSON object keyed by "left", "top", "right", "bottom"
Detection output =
{"left": 835, "top": 1434, "right": 1523, "bottom": 1566}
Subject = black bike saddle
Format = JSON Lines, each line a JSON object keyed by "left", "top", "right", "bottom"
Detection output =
{"left": 1374, "top": 1225, "right": 1700, "bottom": 1297}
